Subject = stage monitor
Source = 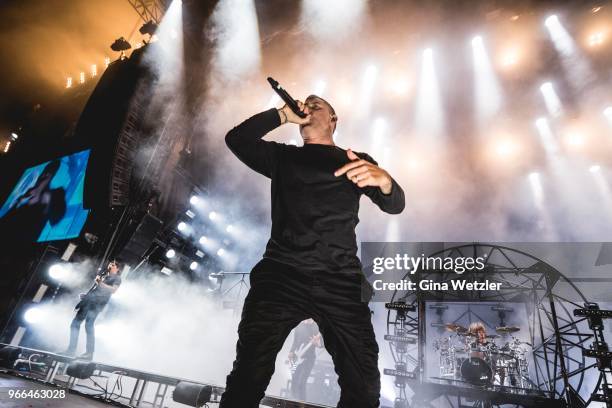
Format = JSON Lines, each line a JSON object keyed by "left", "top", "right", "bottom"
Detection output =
{"left": 0, "top": 149, "right": 91, "bottom": 242}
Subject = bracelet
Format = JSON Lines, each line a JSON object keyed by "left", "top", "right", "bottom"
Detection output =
{"left": 278, "top": 108, "right": 287, "bottom": 124}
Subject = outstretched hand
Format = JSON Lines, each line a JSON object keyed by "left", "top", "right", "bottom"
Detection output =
{"left": 334, "top": 149, "right": 393, "bottom": 194}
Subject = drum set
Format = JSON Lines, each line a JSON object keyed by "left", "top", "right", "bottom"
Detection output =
{"left": 433, "top": 324, "right": 532, "bottom": 389}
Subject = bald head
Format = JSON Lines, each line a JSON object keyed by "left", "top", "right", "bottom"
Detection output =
{"left": 300, "top": 95, "right": 338, "bottom": 144}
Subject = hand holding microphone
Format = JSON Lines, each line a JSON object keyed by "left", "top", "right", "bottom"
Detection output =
{"left": 267, "top": 77, "right": 311, "bottom": 126}
{"left": 278, "top": 101, "right": 311, "bottom": 126}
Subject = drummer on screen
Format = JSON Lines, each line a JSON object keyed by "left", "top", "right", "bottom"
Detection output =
{"left": 468, "top": 322, "right": 488, "bottom": 345}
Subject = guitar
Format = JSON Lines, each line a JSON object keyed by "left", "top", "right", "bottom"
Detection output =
{"left": 287, "top": 334, "right": 320, "bottom": 375}
{"left": 74, "top": 271, "right": 107, "bottom": 310}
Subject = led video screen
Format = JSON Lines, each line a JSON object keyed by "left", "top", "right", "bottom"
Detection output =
{"left": 0, "top": 149, "right": 91, "bottom": 242}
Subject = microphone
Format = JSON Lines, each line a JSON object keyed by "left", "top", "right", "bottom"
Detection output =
{"left": 267, "top": 77, "right": 307, "bottom": 118}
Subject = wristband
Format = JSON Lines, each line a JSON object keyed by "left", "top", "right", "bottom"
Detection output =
{"left": 278, "top": 108, "right": 287, "bottom": 125}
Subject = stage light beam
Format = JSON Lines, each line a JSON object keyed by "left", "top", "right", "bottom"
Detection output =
{"left": 211, "top": 0, "right": 261, "bottom": 80}
{"left": 544, "top": 14, "right": 594, "bottom": 90}
{"left": 540, "top": 82, "right": 562, "bottom": 117}
{"left": 535, "top": 118, "right": 559, "bottom": 155}
{"left": 300, "top": 0, "right": 367, "bottom": 43}
{"left": 415, "top": 48, "right": 444, "bottom": 138}
{"left": 472, "top": 36, "right": 502, "bottom": 124}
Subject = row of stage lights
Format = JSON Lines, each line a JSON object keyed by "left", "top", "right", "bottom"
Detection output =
{"left": 163, "top": 195, "right": 235, "bottom": 274}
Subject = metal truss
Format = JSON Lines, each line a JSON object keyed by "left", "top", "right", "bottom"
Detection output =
{"left": 127, "top": 0, "right": 168, "bottom": 24}
{"left": 385, "top": 243, "right": 598, "bottom": 407}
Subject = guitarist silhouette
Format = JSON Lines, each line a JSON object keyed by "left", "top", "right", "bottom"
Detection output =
{"left": 287, "top": 319, "right": 322, "bottom": 401}
{"left": 62, "top": 260, "right": 122, "bottom": 360}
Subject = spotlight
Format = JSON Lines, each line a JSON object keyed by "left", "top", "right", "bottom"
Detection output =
{"left": 166, "top": 249, "right": 176, "bottom": 259}
{"left": 24, "top": 307, "right": 43, "bottom": 324}
{"left": 217, "top": 248, "right": 225, "bottom": 257}
{"left": 208, "top": 211, "right": 218, "bottom": 221}
{"left": 225, "top": 225, "right": 234, "bottom": 233}
{"left": 110, "top": 37, "right": 131, "bottom": 52}
{"left": 178, "top": 222, "right": 188, "bottom": 232}
{"left": 139, "top": 20, "right": 158, "bottom": 37}
{"left": 189, "top": 261, "right": 198, "bottom": 271}
{"left": 588, "top": 32, "right": 605, "bottom": 47}
{"left": 590, "top": 165, "right": 601, "bottom": 173}
{"left": 199, "top": 236, "right": 207, "bottom": 245}
{"left": 48, "top": 264, "right": 66, "bottom": 281}
{"left": 501, "top": 52, "right": 517, "bottom": 67}
{"left": 10, "top": 132, "right": 18, "bottom": 141}
{"left": 185, "top": 210, "right": 195, "bottom": 219}
{"left": 189, "top": 196, "right": 200, "bottom": 206}
{"left": 172, "top": 381, "right": 212, "bottom": 407}
{"left": 544, "top": 15, "right": 559, "bottom": 29}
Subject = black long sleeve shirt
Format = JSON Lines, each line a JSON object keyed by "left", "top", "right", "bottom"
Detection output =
{"left": 226, "top": 108, "right": 405, "bottom": 272}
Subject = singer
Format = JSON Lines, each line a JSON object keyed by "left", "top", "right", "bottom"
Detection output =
{"left": 220, "top": 94, "right": 405, "bottom": 407}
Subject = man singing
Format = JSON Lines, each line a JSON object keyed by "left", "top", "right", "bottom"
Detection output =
{"left": 221, "top": 94, "right": 405, "bottom": 407}
{"left": 63, "top": 260, "right": 122, "bottom": 360}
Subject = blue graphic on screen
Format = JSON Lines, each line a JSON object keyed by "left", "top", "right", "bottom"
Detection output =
{"left": 0, "top": 149, "right": 91, "bottom": 242}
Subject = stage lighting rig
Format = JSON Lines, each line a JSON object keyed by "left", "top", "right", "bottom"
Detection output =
{"left": 139, "top": 20, "right": 158, "bottom": 38}
{"left": 575, "top": 303, "right": 612, "bottom": 405}
{"left": 110, "top": 37, "right": 131, "bottom": 59}
{"left": 172, "top": 382, "right": 212, "bottom": 407}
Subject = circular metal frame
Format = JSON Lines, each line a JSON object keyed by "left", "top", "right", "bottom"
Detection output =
{"left": 385, "top": 243, "right": 595, "bottom": 407}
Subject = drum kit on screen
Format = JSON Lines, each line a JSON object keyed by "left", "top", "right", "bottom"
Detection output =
{"left": 434, "top": 324, "right": 532, "bottom": 389}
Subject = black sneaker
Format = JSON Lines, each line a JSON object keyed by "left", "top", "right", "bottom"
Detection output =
{"left": 77, "top": 352, "right": 93, "bottom": 361}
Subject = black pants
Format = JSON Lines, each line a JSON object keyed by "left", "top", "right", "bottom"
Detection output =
{"left": 67, "top": 301, "right": 103, "bottom": 354}
{"left": 220, "top": 259, "right": 380, "bottom": 408}
{"left": 290, "top": 355, "right": 316, "bottom": 401}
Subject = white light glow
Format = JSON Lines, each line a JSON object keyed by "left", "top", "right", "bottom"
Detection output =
{"left": 217, "top": 248, "right": 226, "bottom": 257}
{"left": 472, "top": 35, "right": 502, "bottom": 125}
{"left": 211, "top": 0, "right": 261, "bottom": 80}
{"left": 24, "top": 307, "right": 43, "bottom": 324}
{"left": 178, "top": 222, "right": 187, "bottom": 232}
{"left": 535, "top": 118, "right": 559, "bottom": 155}
{"left": 314, "top": 79, "right": 327, "bottom": 96}
{"left": 199, "top": 236, "right": 207, "bottom": 245}
{"left": 540, "top": 82, "right": 562, "bottom": 117}
{"left": 590, "top": 165, "right": 601, "bottom": 173}
{"left": 300, "top": 0, "right": 367, "bottom": 43}
{"left": 544, "top": 14, "right": 593, "bottom": 90}
{"left": 415, "top": 48, "right": 444, "bottom": 137}
{"left": 528, "top": 172, "right": 544, "bottom": 209}
{"left": 166, "top": 249, "right": 176, "bottom": 259}
{"left": 49, "top": 264, "right": 66, "bottom": 281}
{"left": 209, "top": 211, "right": 218, "bottom": 221}
{"left": 189, "top": 261, "right": 198, "bottom": 271}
